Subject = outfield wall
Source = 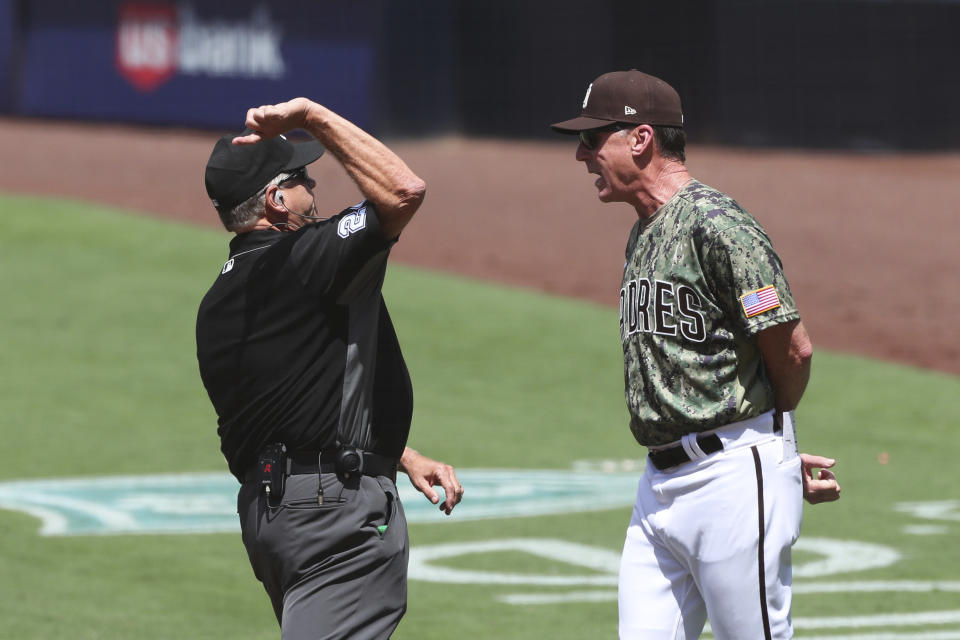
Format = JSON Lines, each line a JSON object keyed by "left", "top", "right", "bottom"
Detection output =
{"left": 0, "top": 0, "right": 15, "bottom": 112}
{"left": 1, "top": 0, "right": 958, "bottom": 149}
{"left": 6, "top": 0, "right": 383, "bottom": 130}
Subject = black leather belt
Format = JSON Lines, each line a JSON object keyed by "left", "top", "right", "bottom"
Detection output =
{"left": 648, "top": 414, "right": 783, "bottom": 471}
{"left": 647, "top": 433, "right": 723, "bottom": 471}
{"left": 290, "top": 450, "right": 397, "bottom": 478}
{"left": 244, "top": 449, "right": 397, "bottom": 482}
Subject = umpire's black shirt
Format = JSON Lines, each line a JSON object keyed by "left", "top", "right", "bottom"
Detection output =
{"left": 196, "top": 202, "right": 413, "bottom": 481}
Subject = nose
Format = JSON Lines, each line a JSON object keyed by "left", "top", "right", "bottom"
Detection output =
{"left": 574, "top": 141, "right": 591, "bottom": 162}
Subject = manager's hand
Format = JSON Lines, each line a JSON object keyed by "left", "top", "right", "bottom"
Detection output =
{"left": 399, "top": 447, "right": 464, "bottom": 515}
{"left": 800, "top": 453, "right": 841, "bottom": 505}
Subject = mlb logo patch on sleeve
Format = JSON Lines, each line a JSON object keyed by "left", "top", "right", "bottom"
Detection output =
{"left": 740, "top": 285, "right": 781, "bottom": 318}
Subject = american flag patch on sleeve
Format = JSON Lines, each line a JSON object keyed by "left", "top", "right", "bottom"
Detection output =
{"left": 739, "top": 285, "right": 781, "bottom": 318}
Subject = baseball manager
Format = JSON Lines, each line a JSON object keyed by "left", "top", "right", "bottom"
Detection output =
{"left": 196, "top": 97, "right": 463, "bottom": 639}
{"left": 552, "top": 70, "right": 839, "bottom": 639}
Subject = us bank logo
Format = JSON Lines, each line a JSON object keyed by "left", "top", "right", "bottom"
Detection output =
{"left": 115, "top": 3, "right": 285, "bottom": 92}
{"left": 0, "top": 469, "right": 641, "bottom": 537}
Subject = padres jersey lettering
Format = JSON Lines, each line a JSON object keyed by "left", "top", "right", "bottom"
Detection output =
{"left": 620, "top": 278, "right": 706, "bottom": 342}
{"left": 621, "top": 180, "right": 800, "bottom": 446}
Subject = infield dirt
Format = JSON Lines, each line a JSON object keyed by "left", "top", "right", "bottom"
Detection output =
{"left": 3, "top": 117, "right": 957, "bottom": 376}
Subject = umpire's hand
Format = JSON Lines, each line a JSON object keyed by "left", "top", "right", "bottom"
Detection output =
{"left": 399, "top": 447, "right": 464, "bottom": 515}
{"left": 232, "top": 97, "right": 314, "bottom": 144}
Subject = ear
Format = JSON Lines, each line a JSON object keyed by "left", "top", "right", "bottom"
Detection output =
{"left": 261, "top": 185, "right": 288, "bottom": 226}
{"left": 629, "top": 124, "right": 655, "bottom": 157}
{"left": 265, "top": 185, "right": 285, "bottom": 214}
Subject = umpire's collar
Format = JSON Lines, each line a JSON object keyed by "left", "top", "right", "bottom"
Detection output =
{"left": 228, "top": 228, "right": 285, "bottom": 256}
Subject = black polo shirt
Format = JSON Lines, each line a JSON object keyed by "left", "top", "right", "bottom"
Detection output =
{"left": 196, "top": 202, "right": 413, "bottom": 481}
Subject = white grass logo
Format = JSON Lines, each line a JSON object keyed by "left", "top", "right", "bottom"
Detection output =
{"left": 0, "top": 469, "right": 640, "bottom": 536}
{"left": 1, "top": 471, "right": 957, "bottom": 637}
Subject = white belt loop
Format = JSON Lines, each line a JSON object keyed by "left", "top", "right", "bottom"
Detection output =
{"left": 780, "top": 410, "right": 798, "bottom": 461}
{"left": 680, "top": 433, "right": 707, "bottom": 461}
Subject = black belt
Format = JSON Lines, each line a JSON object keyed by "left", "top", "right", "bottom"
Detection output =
{"left": 647, "top": 415, "right": 783, "bottom": 471}
{"left": 291, "top": 450, "right": 397, "bottom": 478}
{"left": 244, "top": 449, "right": 397, "bottom": 482}
{"left": 647, "top": 433, "right": 723, "bottom": 471}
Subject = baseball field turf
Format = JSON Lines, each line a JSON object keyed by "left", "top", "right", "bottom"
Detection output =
{"left": 1, "top": 195, "right": 958, "bottom": 639}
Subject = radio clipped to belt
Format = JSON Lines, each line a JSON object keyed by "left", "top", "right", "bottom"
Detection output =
{"left": 258, "top": 443, "right": 288, "bottom": 505}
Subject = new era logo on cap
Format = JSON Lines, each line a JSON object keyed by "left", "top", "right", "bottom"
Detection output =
{"left": 551, "top": 69, "right": 684, "bottom": 133}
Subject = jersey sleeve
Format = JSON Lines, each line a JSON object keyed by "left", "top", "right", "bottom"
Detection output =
{"left": 289, "top": 201, "right": 394, "bottom": 303}
{"left": 703, "top": 222, "right": 800, "bottom": 335}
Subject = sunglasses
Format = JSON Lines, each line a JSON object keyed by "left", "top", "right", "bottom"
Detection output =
{"left": 578, "top": 123, "right": 630, "bottom": 150}
{"left": 279, "top": 166, "right": 308, "bottom": 185}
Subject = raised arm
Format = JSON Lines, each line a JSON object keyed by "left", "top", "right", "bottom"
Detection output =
{"left": 234, "top": 97, "right": 426, "bottom": 240}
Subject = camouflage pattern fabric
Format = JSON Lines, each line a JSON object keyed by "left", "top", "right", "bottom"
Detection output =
{"left": 619, "top": 180, "right": 800, "bottom": 446}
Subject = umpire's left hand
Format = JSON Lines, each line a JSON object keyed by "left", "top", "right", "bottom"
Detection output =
{"left": 399, "top": 447, "right": 464, "bottom": 515}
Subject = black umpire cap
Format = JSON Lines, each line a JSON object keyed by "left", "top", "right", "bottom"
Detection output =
{"left": 204, "top": 130, "right": 325, "bottom": 212}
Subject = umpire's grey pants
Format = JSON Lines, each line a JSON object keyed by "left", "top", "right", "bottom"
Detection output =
{"left": 238, "top": 471, "right": 409, "bottom": 639}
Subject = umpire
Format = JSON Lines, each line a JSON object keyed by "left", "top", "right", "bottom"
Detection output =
{"left": 196, "top": 97, "right": 463, "bottom": 639}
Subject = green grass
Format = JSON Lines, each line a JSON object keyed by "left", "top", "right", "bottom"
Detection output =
{"left": 1, "top": 194, "right": 958, "bottom": 639}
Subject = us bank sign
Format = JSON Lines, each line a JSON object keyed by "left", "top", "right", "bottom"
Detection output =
{"left": 116, "top": 3, "right": 285, "bottom": 92}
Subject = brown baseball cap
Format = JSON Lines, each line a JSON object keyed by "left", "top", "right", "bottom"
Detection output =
{"left": 550, "top": 69, "right": 684, "bottom": 133}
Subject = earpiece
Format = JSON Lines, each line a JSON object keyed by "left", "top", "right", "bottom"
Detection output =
{"left": 275, "top": 190, "right": 283, "bottom": 203}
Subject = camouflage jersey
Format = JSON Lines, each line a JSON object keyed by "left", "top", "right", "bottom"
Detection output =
{"left": 620, "top": 179, "right": 800, "bottom": 446}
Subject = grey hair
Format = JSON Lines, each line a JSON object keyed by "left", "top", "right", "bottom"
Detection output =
{"left": 218, "top": 171, "right": 297, "bottom": 232}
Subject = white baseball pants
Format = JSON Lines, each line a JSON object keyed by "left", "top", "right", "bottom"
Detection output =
{"left": 618, "top": 411, "right": 803, "bottom": 639}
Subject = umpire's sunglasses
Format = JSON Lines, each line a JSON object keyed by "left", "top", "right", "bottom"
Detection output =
{"left": 278, "top": 166, "right": 308, "bottom": 185}
{"left": 579, "top": 123, "right": 631, "bottom": 150}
